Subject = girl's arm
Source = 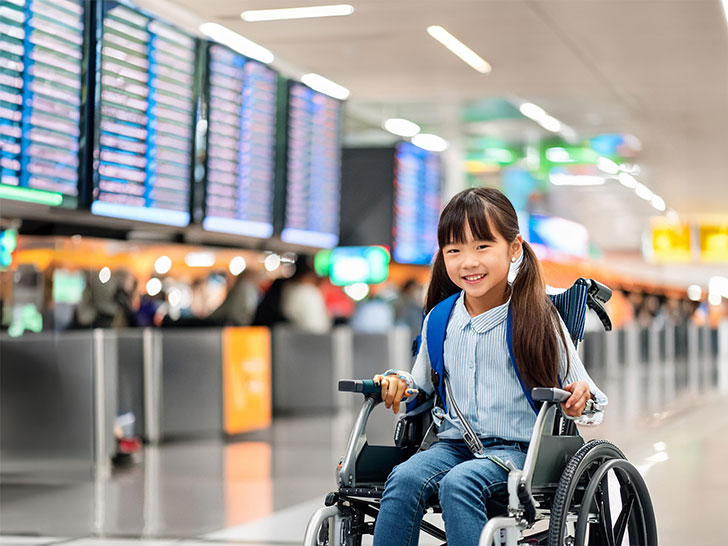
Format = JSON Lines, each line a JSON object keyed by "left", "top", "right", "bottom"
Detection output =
{"left": 557, "top": 316, "right": 608, "bottom": 424}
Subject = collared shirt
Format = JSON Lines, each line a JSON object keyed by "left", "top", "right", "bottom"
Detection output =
{"left": 395, "top": 292, "right": 608, "bottom": 444}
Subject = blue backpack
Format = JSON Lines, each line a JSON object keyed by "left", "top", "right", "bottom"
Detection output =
{"left": 409, "top": 278, "right": 605, "bottom": 414}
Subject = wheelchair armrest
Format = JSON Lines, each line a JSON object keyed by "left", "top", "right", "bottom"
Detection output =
{"left": 531, "top": 387, "right": 571, "bottom": 403}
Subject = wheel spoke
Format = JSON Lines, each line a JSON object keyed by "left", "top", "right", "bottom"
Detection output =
{"left": 597, "top": 476, "right": 615, "bottom": 546}
{"left": 613, "top": 494, "right": 636, "bottom": 545}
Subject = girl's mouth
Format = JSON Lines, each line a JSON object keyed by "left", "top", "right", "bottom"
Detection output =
{"left": 463, "top": 274, "right": 485, "bottom": 283}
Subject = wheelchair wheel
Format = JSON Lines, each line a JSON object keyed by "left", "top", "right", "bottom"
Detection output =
{"left": 548, "top": 440, "right": 657, "bottom": 546}
{"left": 316, "top": 511, "right": 363, "bottom": 546}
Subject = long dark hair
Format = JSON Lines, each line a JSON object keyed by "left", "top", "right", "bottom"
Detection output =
{"left": 424, "top": 187, "right": 569, "bottom": 388}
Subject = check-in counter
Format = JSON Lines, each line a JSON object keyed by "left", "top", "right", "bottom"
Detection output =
{"left": 0, "top": 330, "right": 118, "bottom": 478}
{"left": 271, "top": 325, "right": 353, "bottom": 414}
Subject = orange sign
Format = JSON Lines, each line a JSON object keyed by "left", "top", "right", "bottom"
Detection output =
{"left": 699, "top": 224, "right": 728, "bottom": 262}
{"left": 651, "top": 219, "right": 692, "bottom": 262}
{"left": 222, "top": 327, "right": 272, "bottom": 435}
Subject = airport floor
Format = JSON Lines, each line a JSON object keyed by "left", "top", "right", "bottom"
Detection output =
{"left": 2, "top": 366, "right": 727, "bottom": 546}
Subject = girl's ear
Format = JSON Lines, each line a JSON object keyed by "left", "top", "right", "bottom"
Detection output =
{"left": 511, "top": 234, "right": 523, "bottom": 262}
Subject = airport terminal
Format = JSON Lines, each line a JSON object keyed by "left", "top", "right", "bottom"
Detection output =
{"left": 1, "top": 1, "right": 727, "bottom": 545}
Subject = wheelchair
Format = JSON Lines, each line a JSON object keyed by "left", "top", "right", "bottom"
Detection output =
{"left": 303, "top": 279, "right": 658, "bottom": 546}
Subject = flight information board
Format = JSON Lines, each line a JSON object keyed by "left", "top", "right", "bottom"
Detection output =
{"left": 202, "top": 44, "right": 277, "bottom": 238}
{"left": 0, "top": 0, "right": 84, "bottom": 207}
{"left": 393, "top": 141, "right": 441, "bottom": 265}
{"left": 91, "top": 1, "right": 196, "bottom": 226}
{"left": 281, "top": 82, "right": 342, "bottom": 248}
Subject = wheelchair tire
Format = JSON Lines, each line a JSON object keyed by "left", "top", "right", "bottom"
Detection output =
{"left": 316, "top": 511, "right": 364, "bottom": 546}
{"left": 547, "top": 439, "right": 657, "bottom": 546}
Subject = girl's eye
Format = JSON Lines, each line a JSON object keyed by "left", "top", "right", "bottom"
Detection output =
{"left": 445, "top": 248, "right": 459, "bottom": 254}
{"left": 477, "top": 244, "right": 490, "bottom": 250}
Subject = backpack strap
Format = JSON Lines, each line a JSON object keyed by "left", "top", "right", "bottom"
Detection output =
{"left": 424, "top": 292, "right": 459, "bottom": 413}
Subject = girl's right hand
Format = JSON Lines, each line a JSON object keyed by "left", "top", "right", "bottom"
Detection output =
{"left": 373, "top": 374, "right": 411, "bottom": 413}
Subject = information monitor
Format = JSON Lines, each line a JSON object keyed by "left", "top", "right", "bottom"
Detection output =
{"left": 0, "top": 0, "right": 85, "bottom": 207}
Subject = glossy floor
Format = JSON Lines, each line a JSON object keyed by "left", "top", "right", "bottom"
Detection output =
{"left": 2, "top": 368, "right": 726, "bottom": 546}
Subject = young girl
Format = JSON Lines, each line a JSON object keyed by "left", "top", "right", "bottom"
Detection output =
{"left": 372, "top": 187, "right": 608, "bottom": 546}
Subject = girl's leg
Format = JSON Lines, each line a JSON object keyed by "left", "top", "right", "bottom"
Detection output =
{"left": 373, "top": 441, "right": 468, "bottom": 546}
{"left": 438, "top": 446, "right": 527, "bottom": 546}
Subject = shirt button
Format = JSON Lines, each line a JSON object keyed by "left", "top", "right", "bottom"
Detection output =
{"left": 469, "top": 362, "right": 474, "bottom": 368}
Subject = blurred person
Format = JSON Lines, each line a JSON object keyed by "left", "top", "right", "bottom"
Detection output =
{"left": 350, "top": 293, "right": 395, "bottom": 333}
{"left": 253, "top": 257, "right": 331, "bottom": 334}
{"left": 394, "top": 278, "right": 425, "bottom": 338}
{"left": 207, "top": 270, "right": 261, "bottom": 326}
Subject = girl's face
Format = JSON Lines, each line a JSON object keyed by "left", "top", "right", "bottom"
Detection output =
{"left": 442, "top": 221, "right": 522, "bottom": 315}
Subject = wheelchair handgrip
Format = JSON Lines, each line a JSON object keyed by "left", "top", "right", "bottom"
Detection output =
{"left": 587, "top": 279, "right": 612, "bottom": 303}
{"left": 338, "top": 379, "right": 380, "bottom": 394}
{"left": 531, "top": 387, "right": 571, "bottom": 403}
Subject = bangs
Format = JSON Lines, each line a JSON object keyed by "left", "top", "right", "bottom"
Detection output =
{"left": 438, "top": 192, "right": 496, "bottom": 247}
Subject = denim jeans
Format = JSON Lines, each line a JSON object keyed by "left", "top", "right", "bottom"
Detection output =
{"left": 372, "top": 438, "right": 528, "bottom": 546}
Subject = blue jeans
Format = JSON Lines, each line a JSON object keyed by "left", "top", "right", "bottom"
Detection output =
{"left": 372, "top": 438, "right": 528, "bottom": 546}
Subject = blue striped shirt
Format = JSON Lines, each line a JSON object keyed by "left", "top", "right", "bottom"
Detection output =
{"left": 396, "top": 292, "right": 608, "bottom": 445}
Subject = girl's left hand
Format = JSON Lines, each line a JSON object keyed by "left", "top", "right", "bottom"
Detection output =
{"left": 561, "top": 381, "right": 592, "bottom": 417}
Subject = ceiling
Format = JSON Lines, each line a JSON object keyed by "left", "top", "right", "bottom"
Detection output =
{"left": 136, "top": 0, "right": 728, "bottom": 254}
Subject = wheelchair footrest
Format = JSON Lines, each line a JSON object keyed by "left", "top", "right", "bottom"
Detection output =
{"left": 339, "top": 485, "right": 385, "bottom": 499}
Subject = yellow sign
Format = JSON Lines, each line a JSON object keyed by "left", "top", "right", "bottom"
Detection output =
{"left": 700, "top": 224, "right": 728, "bottom": 262}
{"left": 651, "top": 220, "right": 692, "bottom": 262}
{"left": 223, "top": 327, "right": 272, "bottom": 435}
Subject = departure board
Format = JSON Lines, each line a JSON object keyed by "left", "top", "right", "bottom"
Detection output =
{"left": 91, "top": 1, "right": 196, "bottom": 226}
{"left": 202, "top": 44, "right": 277, "bottom": 238}
{"left": 393, "top": 142, "right": 441, "bottom": 265}
{"left": 0, "top": 0, "right": 84, "bottom": 207}
{"left": 281, "top": 82, "right": 342, "bottom": 249}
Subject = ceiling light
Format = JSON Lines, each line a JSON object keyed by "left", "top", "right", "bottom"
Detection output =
{"left": 651, "top": 195, "right": 666, "bottom": 211}
{"left": 301, "top": 73, "right": 350, "bottom": 100}
{"left": 242, "top": 4, "right": 354, "bottom": 22}
{"left": 545, "top": 147, "right": 570, "bottom": 163}
{"left": 383, "top": 118, "right": 420, "bottom": 137}
{"left": 539, "top": 115, "right": 562, "bottom": 133}
{"left": 426, "top": 25, "right": 491, "bottom": 74}
{"left": 597, "top": 156, "right": 620, "bottom": 175}
{"left": 519, "top": 102, "right": 545, "bottom": 121}
{"left": 549, "top": 173, "right": 606, "bottom": 186}
{"left": 411, "top": 133, "right": 448, "bottom": 152}
{"left": 184, "top": 252, "right": 216, "bottom": 267}
{"left": 618, "top": 172, "right": 637, "bottom": 189}
{"left": 154, "top": 255, "right": 172, "bottom": 274}
{"left": 199, "top": 23, "right": 274, "bottom": 64}
{"left": 687, "top": 285, "right": 702, "bottom": 301}
{"left": 229, "top": 256, "right": 247, "bottom": 276}
{"left": 634, "top": 182, "right": 653, "bottom": 201}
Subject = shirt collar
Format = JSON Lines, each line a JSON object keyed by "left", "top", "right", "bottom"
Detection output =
{"left": 452, "top": 291, "right": 510, "bottom": 334}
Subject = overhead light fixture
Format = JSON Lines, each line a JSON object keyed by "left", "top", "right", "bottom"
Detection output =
{"left": 412, "top": 133, "right": 448, "bottom": 152}
{"left": 301, "top": 72, "right": 350, "bottom": 100}
{"left": 383, "top": 118, "right": 420, "bottom": 137}
{"left": 597, "top": 156, "right": 620, "bottom": 175}
{"left": 426, "top": 25, "right": 491, "bottom": 74}
{"left": 518, "top": 102, "right": 563, "bottom": 134}
{"left": 722, "top": 0, "right": 728, "bottom": 32}
{"left": 242, "top": 4, "right": 354, "bottom": 22}
{"left": 549, "top": 173, "right": 606, "bottom": 186}
{"left": 519, "top": 102, "right": 545, "bottom": 121}
{"left": 651, "top": 195, "right": 666, "bottom": 211}
{"left": 539, "top": 115, "right": 561, "bottom": 133}
{"left": 199, "top": 22, "right": 274, "bottom": 64}
{"left": 618, "top": 172, "right": 638, "bottom": 189}
{"left": 184, "top": 252, "right": 216, "bottom": 267}
{"left": 545, "top": 147, "right": 571, "bottom": 163}
{"left": 634, "top": 182, "right": 653, "bottom": 201}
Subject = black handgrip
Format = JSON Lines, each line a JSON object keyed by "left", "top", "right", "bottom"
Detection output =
{"left": 338, "top": 379, "right": 380, "bottom": 394}
{"left": 531, "top": 387, "right": 571, "bottom": 403}
{"left": 587, "top": 279, "right": 612, "bottom": 303}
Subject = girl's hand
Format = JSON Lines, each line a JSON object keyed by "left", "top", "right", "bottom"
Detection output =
{"left": 373, "top": 374, "right": 410, "bottom": 413}
{"left": 561, "top": 381, "right": 592, "bottom": 417}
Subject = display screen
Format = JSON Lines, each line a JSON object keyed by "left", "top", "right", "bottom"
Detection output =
{"left": 393, "top": 142, "right": 440, "bottom": 265}
{"left": 281, "top": 82, "right": 342, "bottom": 248}
{"left": 0, "top": 0, "right": 84, "bottom": 207}
{"left": 91, "top": 1, "right": 196, "bottom": 226}
{"left": 202, "top": 44, "right": 277, "bottom": 238}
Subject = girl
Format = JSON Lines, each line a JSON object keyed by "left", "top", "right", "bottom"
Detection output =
{"left": 372, "top": 187, "right": 607, "bottom": 546}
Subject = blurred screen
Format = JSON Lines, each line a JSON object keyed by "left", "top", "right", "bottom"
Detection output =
{"left": 393, "top": 142, "right": 440, "bottom": 265}
{"left": 202, "top": 44, "right": 277, "bottom": 238}
{"left": 91, "top": 0, "right": 195, "bottom": 226}
{"left": 528, "top": 213, "right": 589, "bottom": 259}
{"left": 281, "top": 82, "right": 342, "bottom": 248}
{"left": 0, "top": 0, "right": 84, "bottom": 207}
